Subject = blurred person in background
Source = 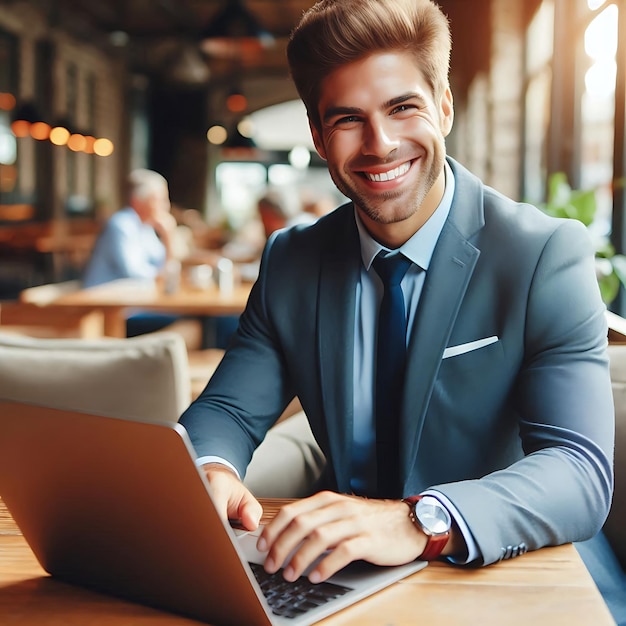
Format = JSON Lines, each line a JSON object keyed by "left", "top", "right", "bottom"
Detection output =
{"left": 83, "top": 168, "right": 200, "bottom": 345}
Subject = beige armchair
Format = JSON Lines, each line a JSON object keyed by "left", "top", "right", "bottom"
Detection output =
{"left": 0, "top": 331, "right": 191, "bottom": 422}
{"left": 606, "top": 343, "right": 626, "bottom": 571}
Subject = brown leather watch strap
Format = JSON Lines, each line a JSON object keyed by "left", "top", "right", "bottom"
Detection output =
{"left": 403, "top": 495, "right": 451, "bottom": 560}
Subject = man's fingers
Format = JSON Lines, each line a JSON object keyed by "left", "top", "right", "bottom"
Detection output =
{"left": 240, "top": 497, "right": 263, "bottom": 531}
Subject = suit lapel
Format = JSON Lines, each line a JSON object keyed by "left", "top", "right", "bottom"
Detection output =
{"left": 318, "top": 208, "right": 361, "bottom": 493}
{"left": 400, "top": 159, "right": 484, "bottom": 488}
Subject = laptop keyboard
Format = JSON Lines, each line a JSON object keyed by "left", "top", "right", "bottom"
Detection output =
{"left": 248, "top": 562, "right": 353, "bottom": 619}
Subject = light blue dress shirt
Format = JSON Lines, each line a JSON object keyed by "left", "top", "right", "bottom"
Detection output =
{"left": 82, "top": 207, "right": 166, "bottom": 288}
{"left": 351, "top": 165, "right": 453, "bottom": 495}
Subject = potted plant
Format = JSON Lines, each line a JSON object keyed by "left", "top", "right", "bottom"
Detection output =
{"left": 538, "top": 172, "right": 626, "bottom": 305}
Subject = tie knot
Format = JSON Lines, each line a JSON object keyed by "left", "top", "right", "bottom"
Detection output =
{"left": 373, "top": 252, "right": 411, "bottom": 287}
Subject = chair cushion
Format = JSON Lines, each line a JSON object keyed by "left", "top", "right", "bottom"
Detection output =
{"left": 606, "top": 344, "right": 626, "bottom": 570}
{"left": 244, "top": 411, "right": 326, "bottom": 498}
{"left": 0, "top": 331, "right": 191, "bottom": 423}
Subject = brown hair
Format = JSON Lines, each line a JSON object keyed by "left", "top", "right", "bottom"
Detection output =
{"left": 287, "top": 0, "right": 451, "bottom": 131}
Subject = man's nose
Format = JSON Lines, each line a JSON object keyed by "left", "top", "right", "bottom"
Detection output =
{"left": 362, "top": 119, "right": 400, "bottom": 157}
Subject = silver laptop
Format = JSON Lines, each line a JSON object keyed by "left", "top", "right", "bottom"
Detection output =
{"left": 0, "top": 400, "right": 427, "bottom": 626}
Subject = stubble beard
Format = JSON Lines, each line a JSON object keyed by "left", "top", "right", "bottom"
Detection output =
{"left": 328, "top": 152, "right": 444, "bottom": 225}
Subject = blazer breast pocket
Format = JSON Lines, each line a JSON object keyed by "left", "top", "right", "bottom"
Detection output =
{"left": 440, "top": 336, "right": 502, "bottom": 374}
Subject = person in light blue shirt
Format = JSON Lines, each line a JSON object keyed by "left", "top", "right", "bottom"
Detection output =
{"left": 179, "top": 1, "right": 623, "bottom": 621}
{"left": 83, "top": 168, "right": 174, "bottom": 288}
{"left": 82, "top": 168, "right": 180, "bottom": 336}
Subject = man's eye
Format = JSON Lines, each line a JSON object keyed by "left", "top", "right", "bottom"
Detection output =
{"left": 336, "top": 115, "right": 360, "bottom": 125}
{"left": 391, "top": 104, "right": 415, "bottom": 115}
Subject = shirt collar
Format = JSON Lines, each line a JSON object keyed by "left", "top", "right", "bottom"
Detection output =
{"left": 356, "top": 161, "right": 455, "bottom": 271}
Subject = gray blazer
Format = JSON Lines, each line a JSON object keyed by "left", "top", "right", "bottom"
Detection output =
{"left": 180, "top": 158, "right": 614, "bottom": 565}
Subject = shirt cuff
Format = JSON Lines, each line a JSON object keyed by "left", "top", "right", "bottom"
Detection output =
{"left": 195, "top": 455, "right": 241, "bottom": 480}
{"left": 422, "top": 489, "right": 480, "bottom": 564}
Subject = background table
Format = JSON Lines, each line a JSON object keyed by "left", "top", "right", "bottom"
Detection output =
{"left": 0, "top": 497, "right": 615, "bottom": 625}
{"left": 19, "top": 278, "right": 252, "bottom": 338}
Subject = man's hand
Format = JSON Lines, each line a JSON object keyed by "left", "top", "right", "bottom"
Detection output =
{"left": 149, "top": 210, "right": 177, "bottom": 238}
{"left": 256, "top": 491, "right": 426, "bottom": 583}
{"left": 201, "top": 463, "right": 262, "bottom": 531}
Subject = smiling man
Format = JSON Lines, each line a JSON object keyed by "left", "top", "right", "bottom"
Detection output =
{"left": 180, "top": 0, "right": 618, "bottom": 613}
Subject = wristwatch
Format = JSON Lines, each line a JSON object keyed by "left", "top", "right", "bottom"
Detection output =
{"left": 403, "top": 495, "right": 451, "bottom": 560}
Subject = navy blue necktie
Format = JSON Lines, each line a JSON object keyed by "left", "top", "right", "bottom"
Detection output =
{"left": 372, "top": 252, "right": 412, "bottom": 498}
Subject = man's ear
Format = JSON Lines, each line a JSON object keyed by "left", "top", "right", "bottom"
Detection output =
{"left": 309, "top": 118, "right": 327, "bottom": 161}
{"left": 440, "top": 87, "right": 454, "bottom": 138}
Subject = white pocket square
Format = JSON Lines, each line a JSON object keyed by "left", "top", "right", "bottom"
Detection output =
{"left": 442, "top": 336, "right": 499, "bottom": 359}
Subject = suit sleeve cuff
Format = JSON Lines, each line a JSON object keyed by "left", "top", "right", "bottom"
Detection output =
{"left": 422, "top": 489, "right": 480, "bottom": 564}
{"left": 195, "top": 455, "right": 241, "bottom": 480}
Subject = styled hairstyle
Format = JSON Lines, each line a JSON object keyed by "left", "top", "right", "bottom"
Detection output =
{"left": 287, "top": 0, "right": 451, "bottom": 131}
{"left": 127, "top": 168, "right": 168, "bottom": 202}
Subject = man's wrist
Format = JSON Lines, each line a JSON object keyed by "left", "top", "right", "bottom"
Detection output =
{"left": 403, "top": 495, "right": 452, "bottom": 560}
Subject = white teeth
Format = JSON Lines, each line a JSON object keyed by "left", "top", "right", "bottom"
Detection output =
{"left": 365, "top": 161, "right": 410, "bottom": 182}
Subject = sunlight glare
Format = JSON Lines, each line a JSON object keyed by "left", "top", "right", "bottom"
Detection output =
{"left": 585, "top": 5, "right": 618, "bottom": 61}
{"left": 585, "top": 60, "right": 617, "bottom": 99}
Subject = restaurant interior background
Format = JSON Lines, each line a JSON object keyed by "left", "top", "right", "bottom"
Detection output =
{"left": 0, "top": 0, "right": 625, "bottom": 309}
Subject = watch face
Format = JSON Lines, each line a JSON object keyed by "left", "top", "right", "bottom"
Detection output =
{"left": 415, "top": 496, "right": 451, "bottom": 535}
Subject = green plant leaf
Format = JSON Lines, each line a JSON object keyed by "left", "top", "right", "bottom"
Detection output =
{"left": 599, "top": 271, "right": 620, "bottom": 304}
{"left": 611, "top": 254, "right": 626, "bottom": 287}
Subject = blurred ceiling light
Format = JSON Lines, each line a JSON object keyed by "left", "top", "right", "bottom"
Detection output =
{"left": 83, "top": 135, "right": 96, "bottom": 154}
{"left": 0, "top": 93, "right": 16, "bottom": 111}
{"left": 237, "top": 117, "right": 255, "bottom": 138}
{"left": 49, "top": 125, "right": 70, "bottom": 146}
{"left": 49, "top": 118, "right": 73, "bottom": 146}
{"left": 30, "top": 121, "right": 51, "bottom": 141}
{"left": 289, "top": 145, "right": 311, "bottom": 170}
{"left": 207, "top": 124, "right": 228, "bottom": 145}
{"left": 226, "top": 91, "right": 248, "bottom": 113}
{"left": 67, "top": 133, "right": 87, "bottom": 152}
{"left": 93, "top": 138, "right": 114, "bottom": 156}
{"left": 199, "top": 0, "right": 274, "bottom": 59}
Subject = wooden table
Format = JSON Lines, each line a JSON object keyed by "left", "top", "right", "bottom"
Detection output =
{"left": 0, "top": 497, "right": 615, "bottom": 625}
{"left": 19, "top": 278, "right": 252, "bottom": 338}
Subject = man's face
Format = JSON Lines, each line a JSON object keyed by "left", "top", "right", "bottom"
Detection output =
{"left": 310, "top": 51, "right": 453, "bottom": 247}
{"left": 135, "top": 184, "right": 171, "bottom": 223}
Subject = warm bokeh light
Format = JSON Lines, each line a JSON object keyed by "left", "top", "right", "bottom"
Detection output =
{"left": 67, "top": 133, "right": 87, "bottom": 152}
{"left": 93, "top": 137, "right": 114, "bottom": 156}
{"left": 83, "top": 135, "right": 96, "bottom": 154}
{"left": 237, "top": 117, "right": 255, "bottom": 138}
{"left": 49, "top": 126, "right": 70, "bottom": 145}
{"left": 10, "top": 120, "right": 30, "bottom": 138}
{"left": 226, "top": 93, "right": 247, "bottom": 113}
{"left": 30, "top": 121, "right": 50, "bottom": 140}
{"left": 207, "top": 124, "right": 228, "bottom": 145}
{"left": 0, "top": 93, "right": 16, "bottom": 111}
